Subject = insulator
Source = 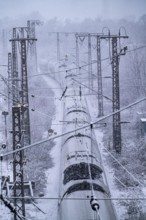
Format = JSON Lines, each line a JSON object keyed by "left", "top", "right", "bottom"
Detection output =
{"left": 16, "top": 144, "right": 21, "bottom": 149}
{"left": 90, "top": 122, "right": 93, "bottom": 130}
{"left": 1, "top": 143, "right": 6, "bottom": 149}
{"left": 16, "top": 171, "right": 22, "bottom": 177}
{"left": 0, "top": 154, "right": 3, "bottom": 161}
{"left": 90, "top": 196, "right": 100, "bottom": 211}
{"left": 79, "top": 86, "right": 82, "bottom": 98}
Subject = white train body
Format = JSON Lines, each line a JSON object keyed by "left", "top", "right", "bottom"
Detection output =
{"left": 58, "top": 74, "right": 117, "bottom": 220}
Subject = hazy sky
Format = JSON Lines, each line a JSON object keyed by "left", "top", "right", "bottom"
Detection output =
{"left": 0, "top": 0, "right": 146, "bottom": 21}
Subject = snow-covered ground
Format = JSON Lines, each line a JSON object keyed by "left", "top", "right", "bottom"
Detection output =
{"left": 93, "top": 131, "right": 126, "bottom": 220}
{"left": 26, "top": 74, "right": 63, "bottom": 220}
{"left": 86, "top": 95, "right": 125, "bottom": 219}
{"left": 27, "top": 75, "right": 145, "bottom": 220}
{"left": 1, "top": 71, "right": 145, "bottom": 219}
{"left": 0, "top": 75, "right": 63, "bottom": 220}
{"left": 86, "top": 95, "right": 146, "bottom": 220}
{"left": 19, "top": 75, "right": 64, "bottom": 220}
{"left": 42, "top": 75, "right": 63, "bottom": 220}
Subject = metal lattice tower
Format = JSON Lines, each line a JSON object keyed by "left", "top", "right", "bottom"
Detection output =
{"left": 77, "top": 32, "right": 103, "bottom": 104}
{"left": 20, "top": 39, "right": 31, "bottom": 145}
{"left": 88, "top": 34, "right": 93, "bottom": 93}
{"left": 10, "top": 27, "right": 37, "bottom": 145}
{"left": 11, "top": 28, "right": 19, "bottom": 105}
{"left": 8, "top": 52, "right": 12, "bottom": 110}
{"left": 12, "top": 106, "right": 25, "bottom": 220}
{"left": 97, "top": 36, "right": 103, "bottom": 117}
{"left": 112, "top": 37, "right": 121, "bottom": 153}
{"left": 10, "top": 27, "right": 37, "bottom": 219}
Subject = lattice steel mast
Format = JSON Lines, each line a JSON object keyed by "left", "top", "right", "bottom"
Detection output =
{"left": 77, "top": 32, "right": 128, "bottom": 152}
{"left": 8, "top": 52, "right": 12, "bottom": 110}
{"left": 20, "top": 38, "right": 31, "bottom": 145}
{"left": 12, "top": 106, "right": 25, "bottom": 220}
{"left": 112, "top": 37, "right": 121, "bottom": 152}
{"left": 11, "top": 27, "right": 37, "bottom": 145}
{"left": 10, "top": 27, "right": 37, "bottom": 219}
{"left": 11, "top": 28, "right": 19, "bottom": 105}
{"left": 88, "top": 34, "right": 93, "bottom": 93}
{"left": 97, "top": 36, "right": 103, "bottom": 117}
{"left": 77, "top": 33, "right": 103, "bottom": 110}
{"left": 111, "top": 35, "right": 128, "bottom": 153}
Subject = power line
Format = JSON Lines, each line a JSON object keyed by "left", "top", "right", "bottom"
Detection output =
{"left": 1, "top": 96, "right": 145, "bottom": 188}
{"left": 30, "top": 94, "right": 56, "bottom": 99}
{"left": 5, "top": 196, "right": 146, "bottom": 201}
{"left": 31, "top": 109, "right": 54, "bottom": 119}
{"left": 0, "top": 79, "right": 59, "bottom": 120}
{"left": 1, "top": 96, "right": 146, "bottom": 158}
{"left": 127, "top": 45, "right": 146, "bottom": 54}
{"left": 1, "top": 45, "right": 146, "bottom": 103}
{"left": 0, "top": 65, "right": 8, "bottom": 67}
{"left": 0, "top": 76, "right": 58, "bottom": 104}
{"left": 28, "top": 44, "right": 146, "bottom": 78}
{"left": 72, "top": 78, "right": 112, "bottom": 101}
{"left": 103, "top": 147, "right": 144, "bottom": 187}
{"left": 29, "top": 87, "right": 55, "bottom": 90}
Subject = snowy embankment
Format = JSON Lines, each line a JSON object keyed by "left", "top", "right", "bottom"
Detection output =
{"left": 0, "top": 75, "right": 63, "bottom": 220}
{"left": 86, "top": 95, "right": 126, "bottom": 220}
{"left": 42, "top": 75, "right": 63, "bottom": 220}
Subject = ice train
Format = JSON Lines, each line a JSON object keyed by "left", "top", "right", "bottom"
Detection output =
{"left": 58, "top": 73, "right": 117, "bottom": 220}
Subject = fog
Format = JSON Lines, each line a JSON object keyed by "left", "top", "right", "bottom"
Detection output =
{"left": 0, "top": 0, "right": 146, "bottom": 21}
{"left": 0, "top": 1, "right": 146, "bottom": 220}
